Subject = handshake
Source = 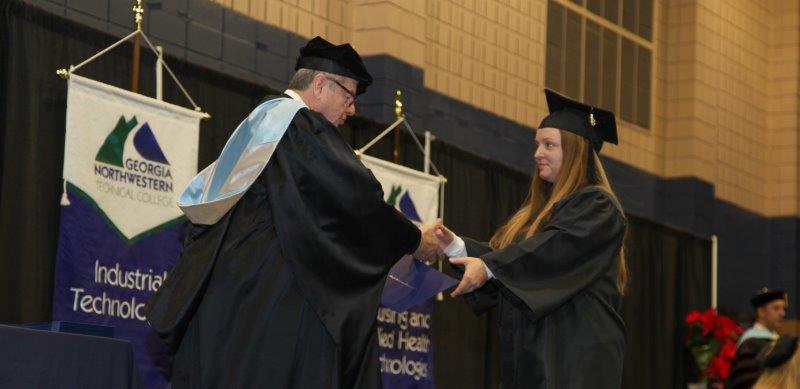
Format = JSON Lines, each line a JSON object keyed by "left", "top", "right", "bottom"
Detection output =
{"left": 411, "top": 219, "right": 448, "bottom": 263}
{"left": 412, "top": 220, "right": 489, "bottom": 297}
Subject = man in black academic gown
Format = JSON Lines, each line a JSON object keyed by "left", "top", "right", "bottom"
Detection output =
{"left": 728, "top": 288, "right": 788, "bottom": 388}
{"left": 146, "top": 36, "right": 440, "bottom": 388}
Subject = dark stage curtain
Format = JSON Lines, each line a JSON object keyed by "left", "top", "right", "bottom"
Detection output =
{"left": 622, "top": 217, "right": 712, "bottom": 388}
{"left": 0, "top": 2, "right": 711, "bottom": 387}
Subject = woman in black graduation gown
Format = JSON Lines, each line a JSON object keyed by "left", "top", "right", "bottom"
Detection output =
{"left": 437, "top": 89, "right": 628, "bottom": 388}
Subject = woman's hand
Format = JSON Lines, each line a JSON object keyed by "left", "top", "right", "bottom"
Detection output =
{"left": 449, "top": 256, "right": 489, "bottom": 297}
{"left": 434, "top": 225, "right": 455, "bottom": 250}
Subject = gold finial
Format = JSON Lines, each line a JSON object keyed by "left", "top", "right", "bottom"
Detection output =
{"left": 589, "top": 108, "right": 596, "bottom": 127}
{"left": 133, "top": 0, "right": 144, "bottom": 31}
{"left": 56, "top": 68, "right": 70, "bottom": 79}
{"left": 394, "top": 90, "right": 404, "bottom": 119}
{"left": 202, "top": 112, "right": 212, "bottom": 121}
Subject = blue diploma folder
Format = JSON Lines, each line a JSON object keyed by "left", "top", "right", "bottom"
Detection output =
{"left": 381, "top": 256, "right": 458, "bottom": 311}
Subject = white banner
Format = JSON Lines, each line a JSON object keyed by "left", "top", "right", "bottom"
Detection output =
{"left": 360, "top": 154, "right": 441, "bottom": 224}
{"left": 361, "top": 154, "right": 443, "bottom": 388}
{"left": 56, "top": 74, "right": 203, "bottom": 387}
{"left": 63, "top": 74, "right": 202, "bottom": 239}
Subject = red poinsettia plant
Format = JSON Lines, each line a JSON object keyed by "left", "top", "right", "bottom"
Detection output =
{"left": 683, "top": 308, "right": 742, "bottom": 383}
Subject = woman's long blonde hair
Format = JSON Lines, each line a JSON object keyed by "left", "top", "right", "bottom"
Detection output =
{"left": 489, "top": 130, "right": 628, "bottom": 292}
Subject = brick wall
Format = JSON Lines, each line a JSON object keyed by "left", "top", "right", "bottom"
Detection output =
{"left": 19, "top": 0, "right": 800, "bottom": 314}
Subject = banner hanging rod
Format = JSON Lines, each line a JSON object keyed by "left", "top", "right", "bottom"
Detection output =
{"left": 55, "top": 1, "right": 210, "bottom": 120}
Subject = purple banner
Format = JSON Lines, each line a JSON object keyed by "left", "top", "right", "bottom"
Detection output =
{"left": 52, "top": 185, "right": 182, "bottom": 388}
{"left": 378, "top": 300, "right": 436, "bottom": 388}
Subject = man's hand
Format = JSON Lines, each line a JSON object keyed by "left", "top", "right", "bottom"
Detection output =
{"left": 414, "top": 219, "right": 443, "bottom": 262}
{"left": 449, "top": 257, "right": 488, "bottom": 297}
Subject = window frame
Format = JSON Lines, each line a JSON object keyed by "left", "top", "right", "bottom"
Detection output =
{"left": 546, "top": 0, "right": 655, "bottom": 130}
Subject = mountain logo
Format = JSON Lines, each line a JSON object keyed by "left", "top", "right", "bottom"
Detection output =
{"left": 95, "top": 116, "right": 170, "bottom": 167}
{"left": 386, "top": 185, "right": 422, "bottom": 223}
{"left": 92, "top": 115, "right": 174, "bottom": 206}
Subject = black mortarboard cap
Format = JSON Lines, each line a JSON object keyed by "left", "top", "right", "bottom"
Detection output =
{"left": 539, "top": 89, "right": 618, "bottom": 152}
{"left": 295, "top": 36, "right": 373, "bottom": 95}
{"left": 750, "top": 287, "right": 788, "bottom": 309}
{"left": 758, "top": 335, "right": 798, "bottom": 369}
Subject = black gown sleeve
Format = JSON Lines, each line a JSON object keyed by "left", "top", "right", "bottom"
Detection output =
{"left": 266, "top": 109, "right": 421, "bottom": 348}
{"left": 145, "top": 213, "right": 233, "bottom": 350}
{"left": 478, "top": 187, "right": 625, "bottom": 322}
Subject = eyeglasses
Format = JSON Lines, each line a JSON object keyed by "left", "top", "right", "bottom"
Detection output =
{"left": 327, "top": 77, "right": 357, "bottom": 107}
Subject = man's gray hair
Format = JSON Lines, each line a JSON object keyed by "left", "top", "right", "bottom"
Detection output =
{"left": 287, "top": 68, "right": 346, "bottom": 91}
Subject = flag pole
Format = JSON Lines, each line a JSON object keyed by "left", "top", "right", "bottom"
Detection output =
{"left": 131, "top": 0, "right": 143, "bottom": 93}
{"left": 392, "top": 90, "right": 403, "bottom": 163}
